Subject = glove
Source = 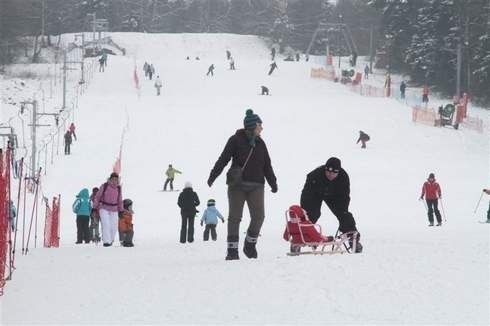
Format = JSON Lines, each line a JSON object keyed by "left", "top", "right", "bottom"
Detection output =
{"left": 221, "top": 218, "right": 225, "bottom": 223}
{"left": 207, "top": 177, "right": 213, "bottom": 187}
{"left": 118, "top": 211, "right": 123, "bottom": 218}
{"left": 419, "top": 196, "right": 423, "bottom": 201}
{"left": 200, "top": 221, "right": 203, "bottom": 227}
{"left": 271, "top": 184, "right": 278, "bottom": 193}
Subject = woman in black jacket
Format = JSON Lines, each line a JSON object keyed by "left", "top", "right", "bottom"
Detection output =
{"left": 208, "top": 109, "right": 277, "bottom": 260}
{"left": 177, "top": 182, "right": 200, "bottom": 243}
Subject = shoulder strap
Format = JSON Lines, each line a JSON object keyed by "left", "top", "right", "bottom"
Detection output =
{"left": 241, "top": 147, "right": 254, "bottom": 171}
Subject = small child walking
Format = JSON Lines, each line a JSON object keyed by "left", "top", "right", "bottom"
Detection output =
{"left": 89, "top": 187, "right": 101, "bottom": 243}
{"left": 200, "top": 199, "right": 225, "bottom": 241}
{"left": 119, "top": 199, "right": 135, "bottom": 247}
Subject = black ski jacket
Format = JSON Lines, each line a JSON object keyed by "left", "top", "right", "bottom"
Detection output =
{"left": 178, "top": 188, "right": 200, "bottom": 217}
{"left": 208, "top": 129, "right": 277, "bottom": 188}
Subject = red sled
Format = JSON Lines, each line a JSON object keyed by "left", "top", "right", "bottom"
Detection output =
{"left": 283, "top": 205, "right": 358, "bottom": 255}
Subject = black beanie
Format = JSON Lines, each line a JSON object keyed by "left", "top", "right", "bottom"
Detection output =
{"left": 243, "top": 109, "right": 262, "bottom": 129}
{"left": 325, "top": 157, "right": 341, "bottom": 172}
{"left": 428, "top": 173, "right": 435, "bottom": 179}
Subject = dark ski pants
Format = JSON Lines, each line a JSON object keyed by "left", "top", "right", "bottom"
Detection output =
{"left": 426, "top": 199, "right": 442, "bottom": 224}
{"left": 180, "top": 215, "right": 195, "bottom": 243}
{"left": 89, "top": 216, "right": 100, "bottom": 241}
{"left": 76, "top": 215, "right": 90, "bottom": 243}
{"left": 227, "top": 184, "right": 264, "bottom": 244}
{"left": 268, "top": 67, "right": 276, "bottom": 75}
{"left": 203, "top": 224, "right": 217, "bottom": 241}
{"left": 207, "top": 70, "right": 214, "bottom": 76}
{"left": 487, "top": 202, "right": 490, "bottom": 220}
{"left": 308, "top": 199, "right": 359, "bottom": 236}
{"left": 164, "top": 178, "right": 174, "bottom": 191}
{"left": 64, "top": 144, "right": 71, "bottom": 155}
{"left": 120, "top": 230, "right": 134, "bottom": 245}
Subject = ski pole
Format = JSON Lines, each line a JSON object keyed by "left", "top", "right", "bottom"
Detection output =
{"left": 474, "top": 190, "right": 485, "bottom": 213}
{"left": 440, "top": 198, "right": 447, "bottom": 222}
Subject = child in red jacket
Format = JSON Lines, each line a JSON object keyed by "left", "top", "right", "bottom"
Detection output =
{"left": 420, "top": 173, "right": 442, "bottom": 226}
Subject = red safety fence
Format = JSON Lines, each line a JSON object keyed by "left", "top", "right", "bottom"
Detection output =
{"left": 44, "top": 195, "right": 60, "bottom": 248}
{"left": 310, "top": 67, "right": 336, "bottom": 81}
{"left": 0, "top": 149, "right": 11, "bottom": 295}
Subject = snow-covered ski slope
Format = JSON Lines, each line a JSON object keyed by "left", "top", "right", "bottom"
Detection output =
{"left": 2, "top": 33, "right": 489, "bottom": 325}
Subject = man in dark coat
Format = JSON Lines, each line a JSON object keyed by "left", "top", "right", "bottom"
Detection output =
{"left": 177, "top": 182, "right": 200, "bottom": 243}
{"left": 400, "top": 81, "right": 407, "bottom": 99}
{"left": 64, "top": 130, "right": 72, "bottom": 155}
{"left": 208, "top": 109, "right": 277, "bottom": 260}
{"left": 300, "top": 157, "right": 362, "bottom": 253}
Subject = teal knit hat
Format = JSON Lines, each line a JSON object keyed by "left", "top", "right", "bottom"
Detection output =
{"left": 243, "top": 109, "right": 262, "bottom": 129}
{"left": 207, "top": 199, "right": 216, "bottom": 206}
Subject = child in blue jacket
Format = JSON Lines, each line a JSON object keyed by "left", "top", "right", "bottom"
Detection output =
{"left": 72, "top": 188, "right": 92, "bottom": 244}
{"left": 200, "top": 199, "right": 225, "bottom": 241}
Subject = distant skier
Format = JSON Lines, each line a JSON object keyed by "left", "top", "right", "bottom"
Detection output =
{"left": 400, "top": 81, "right": 407, "bottom": 99}
{"left": 261, "top": 86, "right": 269, "bottom": 95}
{"left": 154, "top": 76, "right": 163, "bottom": 96}
{"left": 422, "top": 85, "right": 429, "bottom": 105}
{"left": 206, "top": 64, "right": 215, "bottom": 76}
{"left": 350, "top": 51, "right": 358, "bottom": 67}
{"left": 295, "top": 52, "right": 300, "bottom": 61}
{"left": 226, "top": 50, "right": 231, "bottom": 60}
{"left": 69, "top": 122, "right": 77, "bottom": 141}
{"left": 101, "top": 52, "right": 108, "bottom": 67}
{"left": 64, "top": 130, "right": 72, "bottom": 155}
{"left": 200, "top": 199, "right": 225, "bottom": 241}
{"left": 149, "top": 64, "right": 155, "bottom": 80}
{"left": 420, "top": 173, "right": 442, "bottom": 226}
{"left": 177, "top": 182, "right": 200, "bottom": 243}
{"left": 143, "top": 62, "right": 149, "bottom": 78}
{"left": 98, "top": 56, "right": 105, "bottom": 72}
{"left": 271, "top": 47, "right": 276, "bottom": 60}
{"left": 364, "top": 65, "right": 369, "bottom": 79}
{"left": 483, "top": 189, "right": 490, "bottom": 223}
{"left": 268, "top": 61, "right": 278, "bottom": 75}
{"left": 356, "top": 130, "right": 370, "bottom": 149}
{"left": 229, "top": 57, "right": 235, "bottom": 70}
{"left": 163, "top": 164, "right": 182, "bottom": 191}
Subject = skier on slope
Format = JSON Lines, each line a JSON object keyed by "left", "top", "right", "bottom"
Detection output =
{"left": 163, "top": 164, "right": 182, "bottom": 191}
{"left": 419, "top": 173, "right": 442, "bottom": 226}
{"left": 154, "top": 76, "right": 163, "bottom": 96}
{"left": 268, "top": 61, "right": 278, "bottom": 75}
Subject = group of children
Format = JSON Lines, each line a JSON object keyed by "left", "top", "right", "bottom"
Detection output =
{"left": 72, "top": 187, "right": 134, "bottom": 247}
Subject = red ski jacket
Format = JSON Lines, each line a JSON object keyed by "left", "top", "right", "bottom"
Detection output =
{"left": 421, "top": 180, "right": 441, "bottom": 200}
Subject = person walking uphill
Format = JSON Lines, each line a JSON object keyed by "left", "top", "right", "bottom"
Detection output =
{"left": 300, "top": 157, "right": 363, "bottom": 253}
{"left": 420, "top": 173, "right": 442, "bottom": 226}
{"left": 356, "top": 130, "right": 370, "bottom": 149}
{"left": 64, "top": 130, "right": 72, "bottom": 155}
{"left": 72, "top": 188, "right": 92, "bottom": 244}
{"left": 177, "top": 182, "right": 200, "bottom": 243}
{"left": 93, "top": 172, "right": 123, "bottom": 247}
{"left": 207, "top": 109, "right": 278, "bottom": 260}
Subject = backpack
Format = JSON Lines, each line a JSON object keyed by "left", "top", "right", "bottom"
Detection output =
{"left": 100, "top": 182, "right": 121, "bottom": 206}
{"left": 72, "top": 199, "right": 81, "bottom": 214}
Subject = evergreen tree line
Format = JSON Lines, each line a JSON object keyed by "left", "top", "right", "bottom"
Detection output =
{"left": 370, "top": 0, "right": 490, "bottom": 106}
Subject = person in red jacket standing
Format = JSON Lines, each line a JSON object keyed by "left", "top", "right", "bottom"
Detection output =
{"left": 420, "top": 173, "right": 442, "bottom": 226}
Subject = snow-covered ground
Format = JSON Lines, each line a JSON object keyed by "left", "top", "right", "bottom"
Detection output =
{"left": 1, "top": 33, "right": 489, "bottom": 325}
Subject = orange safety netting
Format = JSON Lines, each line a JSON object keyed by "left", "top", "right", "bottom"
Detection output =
{"left": 0, "top": 149, "right": 11, "bottom": 295}
{"left": 412, "top": 106, "right": 437, "bottom": 126}
{"left": 44, "top": 196, "right": 60, "bottom": 248}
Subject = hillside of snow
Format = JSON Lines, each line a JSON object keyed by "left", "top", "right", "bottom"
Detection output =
{"left": 1, "top": 33, "right": 489, "bottom": 325}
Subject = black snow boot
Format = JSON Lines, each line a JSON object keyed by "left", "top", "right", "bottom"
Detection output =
{"left": 243, "top": 233, "right": 258, "bottom": 259}
{"left": 225, "top": 240, "right": 239, "bottom": 260}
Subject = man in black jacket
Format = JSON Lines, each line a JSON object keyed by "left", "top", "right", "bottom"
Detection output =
{"left": 300, "top": 157, "right": 362, "bottom": 253}
{"left": 208, "top": 109, "right": 277, "bottom": 260}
